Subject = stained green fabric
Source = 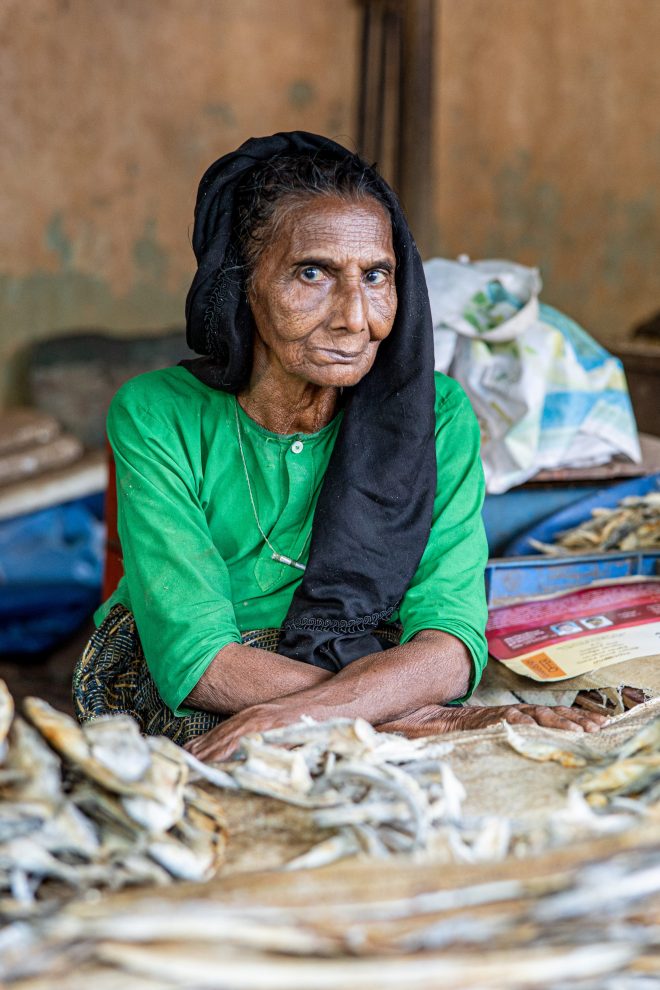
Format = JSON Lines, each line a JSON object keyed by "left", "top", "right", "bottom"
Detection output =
{"left": 96, "top": 366, "right": 488, "bottom": 715}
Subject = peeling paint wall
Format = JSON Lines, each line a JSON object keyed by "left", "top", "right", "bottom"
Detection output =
{"left": 2, "top": 0, "right": 659, "bottom": 407}
{"left": 434, "top": 0, "right": 660, "bottom": 343}
{"left": 0, "top": 0, "right": 358, "bottom": 404}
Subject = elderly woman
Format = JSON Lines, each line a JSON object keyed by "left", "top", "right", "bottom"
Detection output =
{"left": 75, "top": 132, "right": 604, "bottom": 761}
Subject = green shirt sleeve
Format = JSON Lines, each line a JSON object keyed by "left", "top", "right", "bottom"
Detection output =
{"left": 107, "top": 385, "right": 241, "bottom": 716}
{"left": 398, "top": 375, "right": 489, "bottom": 701}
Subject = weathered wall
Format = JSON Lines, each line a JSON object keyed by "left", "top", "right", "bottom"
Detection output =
{"left": 2, "top": 0, "right": 659, "bottom": 407}
{"left": 434, "top": 0, "right": 660, "bottom": 342}
{"left": 0, "top": 0, "right": 359, "bottom": 403}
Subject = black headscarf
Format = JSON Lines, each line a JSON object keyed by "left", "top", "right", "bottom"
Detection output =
{"left": 182, "top": 131, "right": 436, "bottom": 671}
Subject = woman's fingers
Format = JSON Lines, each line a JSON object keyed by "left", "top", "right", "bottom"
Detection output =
{"left": 184, "top": 726, "right": 238, "bottom": 762}
{"left": 500, "top": 709, "right": 536, "bottom": 726}
{"left": 551, "top": 706, "right": 607, "bottom": 732}
{"left": 515, "top": 705, "right": 606, "bottom": 733}
{"left": 186, "top": 700, "right": 611, "bottom": 759}
{"left": 522, "top": 705, "right": 587, "bottom": 732}
{"left": 184, "top": 702, "right": 303, "bottom": 763}
{"left": 456, "top": 704, "right": 608, "bottom": 733}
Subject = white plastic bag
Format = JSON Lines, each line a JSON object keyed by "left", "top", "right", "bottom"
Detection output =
{"left": 424, "top": 257, "right": 641, "bottom": 494}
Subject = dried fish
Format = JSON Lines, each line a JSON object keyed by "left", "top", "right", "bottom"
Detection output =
{"left": 23, "top": 699, "right": 164, "bottom": 799}
{"left": 616, "top": 717, "right": 660, "bottom": 759}
{"left": 447, "top": 816, "right": 512, "bottom": 865}
{"left": 179, "top": 747, "right": 239, "bottom": 790}
{"left": 1, "top": 706, "right": 660, "bottom": 989}
{"left": 0, "top": 688, "right": 227, "bottom": 919}
{"left": 505, "top": 711, "right": 660, "bottom": 818}
{"left": 36, "top": 801, "right": 100, "bottom": 859}
{"left": 283, "top": 829, "right": 361, "bottom": 871}
{"left": 147, "top": 832, "right": 217, "bottom": 883}
{"left": 120, "top": 741, "right": 187, "bottom": 834}
{"left": 199, "top": 717, "right": 497, "bottom": 869}
{"left": 574, "top": 717, "right": 660, "bottom": 808}
{"left": 502, "top": 722, "right": 588, "bottom": 767}
{"left": 2, "top": 717, "right": 63, "bottom": 804}
{"left": 5, "top": 834, "right": 658, "bottom": 989}
{"left": 529, "top": 490, "right": 660, "bottom": 554}
{"left": 579, "top": 755, "right": 660, "bottom": 798}
{"left": 84, "top": 715, "right": 152, "bottom": 783}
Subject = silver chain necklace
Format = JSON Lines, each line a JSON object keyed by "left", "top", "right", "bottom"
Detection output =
{"left": 234, "top": 397, "right": 307, "bottom": 572}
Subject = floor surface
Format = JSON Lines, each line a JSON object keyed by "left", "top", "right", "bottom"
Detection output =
{"left": 0, "top": 616, "right": 94, "bottom": 715}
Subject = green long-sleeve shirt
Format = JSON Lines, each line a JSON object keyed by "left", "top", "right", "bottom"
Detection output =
{"left": 96, "top": 366, "right": 488, "bottom": 715}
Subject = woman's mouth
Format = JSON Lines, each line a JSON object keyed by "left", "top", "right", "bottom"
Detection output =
{"left": 316, "top": 347, "right": 364, "bottom": 363}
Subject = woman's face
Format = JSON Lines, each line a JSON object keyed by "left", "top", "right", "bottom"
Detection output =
{"left": 246, "top": 195, "right": 397, "bottom": 388}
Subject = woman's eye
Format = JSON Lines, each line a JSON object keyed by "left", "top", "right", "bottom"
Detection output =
{"left": 365, "top": 269, "right": 388, "bottom": 285}
{"left": 300, "top": 267, "right": 323, "bottom": 282}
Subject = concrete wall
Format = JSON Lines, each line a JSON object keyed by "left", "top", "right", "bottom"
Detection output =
{"left": 0, "top": 0, "right": 359, "bottom": 403}
{"left": 434, "top": 0, "right": 660, "bottom": 343}
{"left": 2, "top": 0, "right": 659, "bottom": 406}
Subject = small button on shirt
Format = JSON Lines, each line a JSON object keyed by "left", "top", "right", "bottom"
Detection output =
{"left": 291, "top": 440, "right": 304, "bottom": 454}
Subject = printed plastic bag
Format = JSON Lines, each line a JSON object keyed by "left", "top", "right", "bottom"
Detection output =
{"left": 424, "top": 257, "right": 641, "bottom": 494}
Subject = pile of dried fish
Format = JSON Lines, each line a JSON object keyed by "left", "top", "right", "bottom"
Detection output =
{"left": 2, "top": 693, "right": 660, "bottom": 987}
{"left": 502, "top": 715, "right": 660, "bottom": 848}
{"left": 216, "top": 713, "right": 660, "bottom": 872}
{"left": 210, "top": 716, "right": 515, "bottom": 870}
{"left": 529, "top": 491, "right": 660, "bottom": 554}
{"left": 577, "top": 716, "right": 660, "bottom": 809}
{"left": 1, "top": 826, "right": 658, "bottom": 989}
{"left": 0, "top": 681, "right": 227, "bottom": 919}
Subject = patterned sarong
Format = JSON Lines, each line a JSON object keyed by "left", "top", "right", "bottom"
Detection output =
{"left": 73, "top": 604, "right": 401, "bottom": 746}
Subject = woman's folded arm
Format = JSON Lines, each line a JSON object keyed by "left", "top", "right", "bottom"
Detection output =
{"left": 186, "top": 642, "right": 332, "bottom": 714}
{"left": 185, "top": 629, "right": 472, "bottom": 760}
{"left": 185, "top": 629, "right": 605, "bottom": 762}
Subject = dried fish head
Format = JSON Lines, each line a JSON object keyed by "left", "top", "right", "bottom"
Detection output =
{"left": 503, "top": 722, "right": 588, "bottom": 768}
{"left": 578, "top": 755, "right": 660, "bottom": 798}
{"left": 120, "top": 738, "right": 188, "bottom": 834}
{"left": 23, "top": 697, "right": 90, "bottom": 766}
{"left": 147, "top": 832, "right": 217, "bottom": 882}
{"left": 24, "top": 698, "right": 175, "bottom": 801}
{"left": 238, "top": 736, "right": 314, "bottom": 794}
{"left": 83, "top": 715, "right": 152, "bottom": 783}
{"left": 615, "top": 717, "right": 660, "bottom": 760}
{"left": 2, "top": 717, "right": 62, "bottom": 804}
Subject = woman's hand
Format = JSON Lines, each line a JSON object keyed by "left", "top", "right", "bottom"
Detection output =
{"left": 184, "top": 702, "right": 304, "bottom": 763}
{"left": 377, "top": 703, "right": 607, "bottom": 737}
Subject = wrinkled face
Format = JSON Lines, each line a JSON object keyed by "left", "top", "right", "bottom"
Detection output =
{"left": 247, "top": 195, "right": 397, "bottom": 388}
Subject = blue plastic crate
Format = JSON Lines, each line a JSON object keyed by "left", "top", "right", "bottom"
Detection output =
{"left": 485, "top": 550, "right": 660, "bottom": 608}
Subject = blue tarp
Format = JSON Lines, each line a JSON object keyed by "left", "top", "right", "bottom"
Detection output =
{"left": 0, "top": 494, "right": 105, "bottom": 654}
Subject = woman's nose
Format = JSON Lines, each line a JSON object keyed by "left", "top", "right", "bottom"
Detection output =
{"left": 336, "top": 283, "right": 368, "bottom": 334}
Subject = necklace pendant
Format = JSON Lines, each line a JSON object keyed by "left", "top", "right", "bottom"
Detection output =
{"left": 271, "top": 551, "right": 306, "bottom": 572}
